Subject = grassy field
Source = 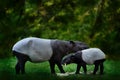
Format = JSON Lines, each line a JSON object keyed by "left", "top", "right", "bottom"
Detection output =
{"left": 0, "top": 57, "right": 120, "bottom": 80}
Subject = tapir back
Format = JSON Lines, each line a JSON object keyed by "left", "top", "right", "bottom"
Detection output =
{"left": 82, "top": 48, "right": 105, "bottom": 64}
{"left": 12, "top": 37, "right": 53, "bottom": 62}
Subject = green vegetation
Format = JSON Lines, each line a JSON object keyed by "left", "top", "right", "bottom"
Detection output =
{"left": 0, "top": 0, "right": 120, "bottom": 58}
{"left": 0, "top": 0, "right": 120, "bottom": 79}
{"left": 0, "top": 57, "right": 120, "bottom": 80}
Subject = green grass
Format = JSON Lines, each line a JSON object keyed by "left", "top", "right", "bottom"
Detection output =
{"left": 0, "top": 57, "right": 120, "bottom": 80}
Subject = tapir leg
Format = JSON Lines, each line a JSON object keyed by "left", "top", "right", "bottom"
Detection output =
{"left": 19, "top": 60, "right": 26, "bottom": 74}
{"left": 15, "top": 62, "right": 20, "bottom": 74}
{"left": 49, "top": 60, "right": 65, "bottom": 74}
{"left": 93, "top": 59, "right": 105, "bottom": 75}
{"left": 75, "top": 64, "right": 81, "bottom": 74}
{"left": 100, "top": 63, "right": 104, "bottom": 74}
{"left": 93, "top": 61, "right": 99, "bottom": 75}
{"left": 13, "top": 51, "right": 30, "bottom": 74}
{"left": 49, "top": 60, "right": 56, "bottom": 74}
{"left": 15, "top": 59, "right": 26, "bottom": 74}
{"left": 56, "top": 63, "right": 65, "bottom": 73}
{"left": 100, "top": 59, "right": 105, "bottom": 75}
{"left": 82, "top": 64, "right": 87, "bottom": 74}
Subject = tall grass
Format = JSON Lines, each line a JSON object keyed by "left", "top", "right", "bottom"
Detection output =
{"left": 0, "top": 57, "right": 120, "bottom": 80}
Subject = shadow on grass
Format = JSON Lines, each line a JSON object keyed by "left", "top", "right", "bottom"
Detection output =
{"left": 0, "top": 71, "right": 120, "bottom": 80}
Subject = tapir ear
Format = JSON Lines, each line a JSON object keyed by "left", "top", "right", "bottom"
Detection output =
{"left": 69, "top": 41, "right": 75, "bottom": 46}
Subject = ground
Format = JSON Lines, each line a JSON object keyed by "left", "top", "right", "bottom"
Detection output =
{"left": 0, "top": 56, "right": 120, "bottom": 80}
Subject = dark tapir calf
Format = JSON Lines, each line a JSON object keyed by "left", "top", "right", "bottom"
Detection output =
{"left": 61, "top": 48, "right": 106, "bottom": 75}
{"left": 12, "top": 37, "right": 89, "bottom": 74}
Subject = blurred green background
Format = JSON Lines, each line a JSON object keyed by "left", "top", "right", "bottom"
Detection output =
{"left": 0, "top": 0, "right": 120, "bottom": 80}
{"left": 0, "top": 0, "right": 120, "bottom": 58}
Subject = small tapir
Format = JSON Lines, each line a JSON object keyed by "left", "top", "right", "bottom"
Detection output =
{"left": 61, "top": 48, "right": 106, "bottom": 75}
{"left": 12, "top": 37, "right": 89, "bottom": 74}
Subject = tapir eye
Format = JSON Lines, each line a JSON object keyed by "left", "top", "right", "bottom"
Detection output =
{"left": 70, "top": 55, "right": 75, "bottom": 60}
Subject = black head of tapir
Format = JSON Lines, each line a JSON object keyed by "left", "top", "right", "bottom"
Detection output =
{"left": 12, "top": 37, "right": 89, "bottom": 74}
{"left": 61, "top": 48, "right": 106, "bottom": 75}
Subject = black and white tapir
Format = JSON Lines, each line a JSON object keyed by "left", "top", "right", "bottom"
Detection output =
{"left": 12, "top": 37, "right": 89, "bottom": 74}
{"left": 61, "top": 48, "right": 106, "bottom": 75}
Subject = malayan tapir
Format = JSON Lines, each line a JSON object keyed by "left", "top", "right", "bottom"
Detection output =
{"left": 12, "top": 37, "right": 89, "bottom": 74}
{"left": 61, "top": 48, "right": 106, "bottom": 75}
